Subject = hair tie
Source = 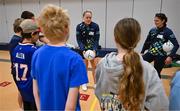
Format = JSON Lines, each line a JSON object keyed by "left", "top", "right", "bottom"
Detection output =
{"left": 128, "top": 47, "right": 134, "bottom": 52}
{"left": 129, "top": 47, "right": 134, "bottom": 50}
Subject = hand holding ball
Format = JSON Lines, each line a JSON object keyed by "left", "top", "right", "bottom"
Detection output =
{"left": 83, "top": 50, "right": 96, "bottom": 60}
{"left": 163, "top": 41, "right": 174, "bottom": 53}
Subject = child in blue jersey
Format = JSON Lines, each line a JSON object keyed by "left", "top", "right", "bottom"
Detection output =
{"left": 32, "top": 4, "right": 88, "bottom": 110}
{"left": 12, "top": 19, "right": 39, "bottom": 110}
{"left": 76, "top": 10, "right": 100, "bottom": 91}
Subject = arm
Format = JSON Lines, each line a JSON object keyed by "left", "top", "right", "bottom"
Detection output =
{"left": 169, "top": 71, "right": 180, "bottom": 110}
{"left": 166, "top": 32, "right": 179, "bottom": 58}
{"left": 164, "top": 31, "right": 179, "bottom": 65}
{"left": 39, "top": 36, "right": 49, "bottom": 44}
{"left": 76, "top": 25, "right": 85, "bottom": 50}
{"left": 169, "top": 86, "right": 180, "bottom": 110}
{"left": 65, "top": 57, "right": 88, "bottom": 110}
{"left": 144, "top": 67, "right": 169, "bottom": 111}
{"left": 65, "top": 87, "right": 79, "bottom": 111}
{"left": 33, "top": 79, "right": 40, "bottom": 110}
{"left": 93, "top": 24, "right": 100, "bottom": 50}
{"left": 94, "top": 59, "right": 104, "bottom": 100}
{"left": 95, "top": 59, "right": 102, "bottom": 84}
{"left": 9, "top": 38, "right": 21, "bottom": 56}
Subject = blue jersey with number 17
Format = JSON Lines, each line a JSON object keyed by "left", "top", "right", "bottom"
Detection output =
{"left": 12, "top": 43, "right": 37, "bottom": 102}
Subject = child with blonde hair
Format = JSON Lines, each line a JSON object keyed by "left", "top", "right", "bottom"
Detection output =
{"left": 32, "top": 4, "right": 88, "bottom": 110}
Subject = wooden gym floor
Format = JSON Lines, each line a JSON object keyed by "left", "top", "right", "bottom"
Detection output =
{"left": 0, "top": 50, "right": 179, "bottom": 110}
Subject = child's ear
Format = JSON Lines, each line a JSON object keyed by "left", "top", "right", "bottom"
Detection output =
{"left": 64, "top": 25, "right": 69, "bottom": 35}
{"left": 31, "top": 32, "right": 33, "bottom": 35}
{"left": 31, "top": 32, "right": 34, "bottom": 37}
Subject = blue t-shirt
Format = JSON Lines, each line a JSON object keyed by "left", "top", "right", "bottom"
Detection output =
{"left": 169, "top": 71, "right": 180, "bottom": 110}
{"left": 12, "top": 43, "right": 37, "bottom": 102}
{"left": 31, "top": 45, "right": 88, "bottom": 110}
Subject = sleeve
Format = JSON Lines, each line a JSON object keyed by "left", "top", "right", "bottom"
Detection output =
{"left": 69, "top": 55, "right": 88, "bottom": 87}
{"left": 76, "top": 24, "right": 85, "bottom": 50}
{"left": 169, "top": 85, "right": 180, "bottom": 110}
{"left": 93, "top": 24, "right": 100, "bottom": 50}
{"left": 144, "top": 66, "right": 169, "bottom": 111}
{"left": 94, "top": 59, "right": 103, "bottom": 100}
{"left": 30, "top": 47, "right": 37, "bottom": 57}
{"left": 165, "top": 30, "right": 179, "bottom": 57}
{"left": 169, "top": 71, "right": 180, "bottom": 110}
{"left": 141, "top": 30, "right": 152, "bottom": 53}
{"left": 31, "top": 52, "right": 38, "bottom": 80}
{"left": 9, "top": 38, "right": 20, "bottom": 57}
{"left": 95, "top": 59, "right": 103, "bottom": 83}
{"left": 9, "top": 39, "right": 19, "bottom": 72}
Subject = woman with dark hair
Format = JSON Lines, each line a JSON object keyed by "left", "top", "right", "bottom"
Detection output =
{"left": 95, "top": 18, "right": 168, "bottom": 110}
{"left": 141, "top": 13, "right": 179, "bottom": 78}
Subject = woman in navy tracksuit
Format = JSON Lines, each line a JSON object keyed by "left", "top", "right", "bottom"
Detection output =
{"left": 141, "top": 13, "right": 179, "bottom": 78}
{"left": 76, "top": 10, "right": 100, "bottom": 90}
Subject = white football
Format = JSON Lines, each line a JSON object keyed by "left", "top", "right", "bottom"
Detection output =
{"left": 176, "top": 60, "right": 180, "bottom": 64}
{"left": 163, "top": 41, "right": 174, "bottom": 53}
{"left": 83, "top": 50, "right": 96, "bottom": 60}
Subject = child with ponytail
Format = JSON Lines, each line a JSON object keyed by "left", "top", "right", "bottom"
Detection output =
{"left": 95, "top": 18, "right": 168, "bottom": 110}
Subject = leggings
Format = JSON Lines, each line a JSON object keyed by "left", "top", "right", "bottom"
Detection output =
{"left": 143, "top": 52, "right": 167, "bottom": 78}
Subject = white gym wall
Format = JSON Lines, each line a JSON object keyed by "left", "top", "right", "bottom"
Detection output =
{"left": 0, "top": 0, "right": 179, "bottom": 54}
{"left": 106, "top": 0, "right": 133, "bottom": 48}
{"left": 61, "top": 0, "right": 82, "bottom": 46}
{"left": 161, "top": 0, "right": 180, "bottom": 54}
{"left": 133, "top": 0, "right": 161, "bottom": 52}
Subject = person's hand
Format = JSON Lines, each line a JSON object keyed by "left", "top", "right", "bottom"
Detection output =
{"left": 141, "top": 53, "right": 144, "bottom": 56}
{"left": 93, "top": 50, "right": 96, "bottom": 57}
{"left": 83, "top": 51, "right": 86, "bottom": 55}
{"left": 165, "top": 56, "right": 172, "bottom": 65}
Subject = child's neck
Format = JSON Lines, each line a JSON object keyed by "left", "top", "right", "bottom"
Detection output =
{"left": 48, "top": 41, "right": 66, "bottom": 46}
{"left": 47, "top": 37, "right": 66, "bottom": 46}
{"left": 22, "top": 39, "right": 32, "bottom": 44}
{"left": 15, "top": 32, "right": 21, "bottom": 37}
{"left": 117, "top": 47, "right": 128, "bottom": 61}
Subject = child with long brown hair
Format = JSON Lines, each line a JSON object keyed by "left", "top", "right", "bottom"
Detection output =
{"left": 95, "top": 18, "right": 168, "bottom": 110}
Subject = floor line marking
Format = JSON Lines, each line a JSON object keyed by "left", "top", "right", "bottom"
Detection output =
{"left": 90, "top": 96, "right": 97, "bottom": 111}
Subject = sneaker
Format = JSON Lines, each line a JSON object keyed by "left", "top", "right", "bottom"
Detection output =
{"left": 82, "top": 84, "right": 88, "bottom": 91}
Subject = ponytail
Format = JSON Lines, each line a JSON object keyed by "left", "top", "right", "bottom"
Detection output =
{"left": 119, "top": 50, "right": 145, "bottom": 110}
{"left": 114, "top": 18, "right": 145, "bottom": 110}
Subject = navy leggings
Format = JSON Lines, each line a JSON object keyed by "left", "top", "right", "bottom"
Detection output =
{"left": 143, "top": 52, "right": 167, "bottom": 78}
